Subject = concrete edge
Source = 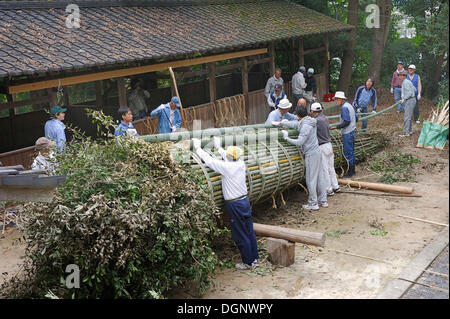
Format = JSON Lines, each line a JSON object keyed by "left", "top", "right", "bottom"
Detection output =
{"left": 376, "top": 226, "right": 449, "bottom": 299}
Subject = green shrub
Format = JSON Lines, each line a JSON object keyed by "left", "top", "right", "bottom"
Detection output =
{"left": 1, "top": 137, "right": 221, "bottom": 299}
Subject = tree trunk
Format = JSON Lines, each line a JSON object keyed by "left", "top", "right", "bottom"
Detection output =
{"left": 368, "top": 0, "right": 392, "bottom": 83}
{"left": 337, "top": 0, "right": 358, "bottom": 92}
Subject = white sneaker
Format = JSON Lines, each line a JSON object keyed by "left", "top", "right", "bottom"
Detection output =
{"left": 416, "top": 120, "right": 421, "bottom": 124}
{"left": 302, "top": 204, "right": 319, "bottom": 211}
{"left": 327, "top": 191, "right": 335, "bottom": 196}
{"left": 399, "top": 133, "right": 410, "bottom": 137}
{"left": 319, "top": 202, "right": 329, "bottom": 208}
{"left": 235, "top": 263, "right": 252, "bottom": 270}
{"left": 333, "top": 187, "right": 341, "bottom": 193}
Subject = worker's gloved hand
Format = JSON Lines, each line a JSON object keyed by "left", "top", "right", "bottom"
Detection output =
{"left": 356, "top": 108, "right": 361, "bottom": 113}
{"left": 281, "top": 119, "right": 289, "bottom": 123}
{"left": 171, "top": 126, "right": 177, "bottom": 132}
{"left": 126, "top": 128, "right": 138, "bottom": 136}
{"left": 372, "top": 110, "right": 376, "bottom": 114}
{"left": 281, "top": 130, "right": 289, "bottom": 140}
{"left": 192, "top": 138, "right": 201, "bottom": 150}
{"left": 157, "top": 104, "right": 166, "bottom": 111}
{"left": 400, "top": 99, "right": 405, "bottom": 104}
{"left": 390, "top": 87, "right": 394, "bottom": 94}
{"left": 213, "top": 136, "right": 221, "bottom": 150}
{"left": 417, "top": 93, "right": 421, "bottom": 100}
{"left": 271, "top": 121, "right": 281, "bottom": 126}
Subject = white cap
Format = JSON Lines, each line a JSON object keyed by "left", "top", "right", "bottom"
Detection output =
{"left": 277, "top": 98, "right": 292, "bottom": 109}
{"left": 333, "top": 91, "right": 347, "bottom": 100}
{"left": 408, "top": 64, "right": 416, "bottom": 70}
{"left": 310, "top": 102, "right": 323, "bottom": 112}
{"left": 307, "top": 68, "right": 314, "bottom": 74}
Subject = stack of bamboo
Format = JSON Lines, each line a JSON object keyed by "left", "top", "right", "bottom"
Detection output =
{"left": 427, "top": 100, "right": 449, "bottom": 127}
{"left": 142, "top": 126, "right": 385, "bottom": 206}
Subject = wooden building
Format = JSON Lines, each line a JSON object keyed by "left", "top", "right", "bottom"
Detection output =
{"left": 0, "top": 0, "right": 352, "bottom": 163}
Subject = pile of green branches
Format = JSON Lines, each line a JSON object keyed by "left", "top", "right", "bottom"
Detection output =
{"left": 1, "top": 136, "right": 221, "bottom": 299}
{"left": 369, "top": 149, "right": 420, "bottom": 184}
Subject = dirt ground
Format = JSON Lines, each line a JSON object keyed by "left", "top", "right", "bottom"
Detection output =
{"left": 1, "top": 93, "right": 448, "bottom": 299}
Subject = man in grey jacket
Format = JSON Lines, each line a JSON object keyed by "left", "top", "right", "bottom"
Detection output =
{"left": 279, "top": 106, "right": 328, "bottom": 211}
{"left": 399, "top": 70, "right": 417, "bottom": 137}
{"left": 265, "top": 68, "right": 284, "bottom": 99}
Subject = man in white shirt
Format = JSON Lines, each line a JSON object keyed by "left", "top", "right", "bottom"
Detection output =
{"left": 192, "top": 137, "right": 259, "bottom": 270}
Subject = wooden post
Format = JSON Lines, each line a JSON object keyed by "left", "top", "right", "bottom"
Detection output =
{"left": 7, "top": 94, "right": 15, "bottom": 147}
{"left": 289, "top": 38, "right": 295, "bottom": 74}
{"left": 117, "top": 77, "right": 127, "bottom": 108}
{"left": 95, "top": 81, "right": 103, "bottom": 108}
{"left": 241, "top": 57, "right": 249, "bottom": 124}
{"left": 338, "top": 179, "right": 414, "bottom": 194}
{"left": 266, "top": 238, "right": 295, "bottom": 267}
{"left": 268, "top": 41, "right": 275, "bottom": 75}
{"left": 298, "top": 37, "right": 304, "bottom": 67}
{"left": 208, "top": 62, "right": 217, "bottom": 102}
{"left": 323, "top": 34, "right": 330, "bottom": 93}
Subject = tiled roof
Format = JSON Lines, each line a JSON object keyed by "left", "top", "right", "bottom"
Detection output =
{"left": 0, "top": 0, "right": 352, "bottom": 79}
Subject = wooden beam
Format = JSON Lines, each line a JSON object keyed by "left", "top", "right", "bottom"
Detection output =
{"left": 304, "top": 46, "right": 326, "bottom": 56}
{"left": 338, "top": 179, "right": 414, "bottom": 194}
{"left": 8, "top": 48, "right": 268, "bottom": 94}
{"left": 208, "top": 62, "right": 217, "bottom": 102}
{"left": 268, "top": 42, "right": 275, "bottom": 75}
{"left": 298, "top": 37, "right": 304, "bottom": 67}
{"left": 0, "top": 95, "right": 50, "bottom": 111}
{"left": 117, "top": 78, "right": 127, "bottom": 108}
{"left": 253, "top": 223, "right": 326, "bottom": 247}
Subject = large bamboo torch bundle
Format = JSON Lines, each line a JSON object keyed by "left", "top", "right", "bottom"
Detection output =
{"left": 141, "top": 126, "right": 386, "bottom": 206}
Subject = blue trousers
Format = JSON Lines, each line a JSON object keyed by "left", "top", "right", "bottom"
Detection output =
{"left": 394, "top": 88, "right": 404, "bottom": 112}
{"left": 360, "top": 105, "right": 368, "bottom": 130}
{"left": 225, "top": 197, "right": 259, "bottom": 265}
{"left": 342, "top": 131, "right": 355, "bottom": 167}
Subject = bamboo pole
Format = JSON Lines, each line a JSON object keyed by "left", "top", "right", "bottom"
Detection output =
{"left": 338, "top": 179, "right": 414, "bottom": 194}
{"left": 168, "top": 67, "right": 188, "bottom": 129}
{"left": 253, "top": 223, "right": 326, "bottom": 247}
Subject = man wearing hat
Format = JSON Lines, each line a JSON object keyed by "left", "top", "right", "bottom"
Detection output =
{"left": 330, "top": 91, "right": 358, "bottom": 178}
{"left": 398, "top": 70, "right": 417, "bottom": 137}
{"left": 267, "top": 83, "right": 287, "bottom": 111}
{"left": 310, "top": 102, "right": 340, "bottom": 196}
{"left": 391, "top": 61, "right": 406, "bottom": 113}
{"left": 44, "top": 105, "right": 67, "bottom": 152}
{"left": 292, "top": 66, "right": 307, "bottom": 106}
{"left": 406, "top": 64, "right": 422, "bottom": 124}
{"left": 304, "top": 68, "right": 317, "bottom": 110}
{"left": 150, "top": 96, "right": 182, "bottom": 134}
{"left": 279, "top": 105, "right": 328, "bottom": 211}
{"left": 265, "top": 98, "right": 297, "bottom": 125}
{"left": 264, "top": 68, "right": 284, "bottom": 99}
{"left": 32, "top": 137, "right": 57, "bottom": 174}
{"left": 191, "top": 136, "right": 259, "bottom": 270}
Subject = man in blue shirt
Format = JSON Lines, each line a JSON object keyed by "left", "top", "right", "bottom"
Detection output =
{"left": 150, "top": 96, "right": 182, "bottom": 134}
{"left": 265, "top": 98, "right": 297, "bottom": 125}
{"left": 352, "top": 78, "right": 377, "bottom": 131}
{"left": 330, "top": 91, "right": 358, "bottom": 178}
{"left": 44, "top": 105, "right": 67, "bottom": 152}
{"left": 114, "top": 107, "right": 139, "bottom": 137}
{"left": 267, "top": 84, "right": 286, "bottom": 111}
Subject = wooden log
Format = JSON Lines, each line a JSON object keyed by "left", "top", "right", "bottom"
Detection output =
{"left": 253, "top": 222, "right": 325, "bottom": 247}
{"left": 168, "top": 67, "right": 188, "bottom": 129}
{"left": 338, "top": 179, "right": 414, "bottom": 194}
{"left": 266, "top": 237, "right": 295, "bottom": 267}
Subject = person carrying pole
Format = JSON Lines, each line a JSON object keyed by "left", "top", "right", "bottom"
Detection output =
{"left": 352, "top": 78, "right": 377, "bottom": 131}
{"left": 330, "top": 91, "right": 357, "bottom": 178}
{"left": 192, "top": 137, "right": 259, "bottom": 270}
{"left": 150, "top": 96, "right": 182, "bottom": 134}
{"left": 278, "top": 106, "right": 328, "bottom": 211}
{"left": 310, "top": 102, "right": 340, "bottom": 196}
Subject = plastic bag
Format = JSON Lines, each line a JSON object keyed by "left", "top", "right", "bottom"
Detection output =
{"left": 417, "top": 121, "right": 449, "bottom": 150}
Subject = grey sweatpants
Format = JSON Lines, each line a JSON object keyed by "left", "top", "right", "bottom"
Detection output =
{"left": 305, "top": 150, "right": 328, "bottom": 206}
{"left": 403, "top": 97, "right": 417, "bottom": 135}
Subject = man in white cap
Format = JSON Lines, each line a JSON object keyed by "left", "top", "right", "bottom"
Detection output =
{"left": 406, "top": 64, "right": 422, "bottom": 124}
{"left": 310, "top": 102, "right": 340, "bottom": 196}
{"left": 150, "top": 96, "right": 182, "bottom": 134}
{"left": 330, "top": 91, "right": 358, "bottom": 178}
{"left": 277, "top": 106, "right": 328, "bottom": 211}
{"left": 398, "top": 70, "right": 417, "bottom": 137}
{"left": 191, "top": 137, "right": 259, "bottom": 270}
{"left": 264, "top": 68, "right": 284, "bottom": 99}
{"left": 292, "top": 66, "right": 307, "bottom": 106}
{"left": 304, "top": 68, "right": 317, "bottom": 110}
{"left": 265, "top": 98, "right": 297, "bottom": 125}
